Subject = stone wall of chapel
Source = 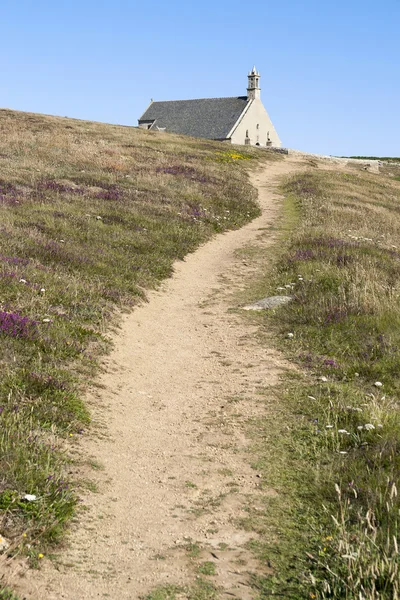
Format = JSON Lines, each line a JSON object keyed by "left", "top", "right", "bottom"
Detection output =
{"left": 230, "top": 100, "right": 281, "bottom": 147}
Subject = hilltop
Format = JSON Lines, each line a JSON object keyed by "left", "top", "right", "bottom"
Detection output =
{"left": 0, "top": 108, "right": 272, "bottom": 568}
{"left": 1, "top": 109, "right": 400, "bottom": 600}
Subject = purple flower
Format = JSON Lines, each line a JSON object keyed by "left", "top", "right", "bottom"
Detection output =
{"left": 294, "top": 249, "right": 316, "bottom": 261}
{"left": 0, "top": 311, "right": 38, "bottom": 340}
{"left": 0, "top": 255, "right": 30, "bottom": 266}
{"left": 37, "top": 180, "right": 85, "bottom": 195}
{"left": 156, "top": 165, "right": 210, "bottom": 183}
{"left": 324, "top": 308, "right": 348, "bottom": 324}
{"left": 0, "top": 180, "right": 21, "bottom": 205}
{"left": 323, "top": 358, "right": 339, "bottom": 368}
{"left": 0, "top": 271, "right": 17, "bottom": 279}
{"left": 95, "top": 186, "right": 123, "bottom": 201}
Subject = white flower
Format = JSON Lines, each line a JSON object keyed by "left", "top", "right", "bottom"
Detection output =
{"left": 287, "top": 333, "right": 294, "bottom": 339}
{"left": 319, "top": 376, "right": 328, "bottom": 382}
{"left": 374, "top": 381, "right": 383, "bottom": 387}
{"left": 96, "top": 216, "right": 102, "bottom": 220}
{"left": 364, "top": 423, "right": 375, "bottom": 431}
{"left": 377, "top": 424, "right": 383, "bottom": 428}
{"left": 19, "top": 279, "right": 27, "bottom": 284}
{"left": 40, "top": 288, "right": 46, "bottom": 293}
{"left": 357, "top": 425, "right": 364, "bottom": 430}
{"left": 339, "top": 451, "right": 348, "bottom": 455}
{"left": 42, "top": 318, "right": 51, "bottom": 323}
{"left": 338, "top": 429, "right": 350, "bottom": 435}
{"left": 23, "top": 494, "right": 37, "bottom": 502}
{"left": 326, "top": 425, "right": 333, "bottom": 429}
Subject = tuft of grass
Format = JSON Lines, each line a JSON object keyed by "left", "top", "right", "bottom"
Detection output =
{"left": 0, "top": 108, "right": 276, "bottom": 560}
{"left": 197, "top": 561, "right": 217, "bottom": 576}
{"left": 144, "top": 579, "right": 218, "bottom": 600}
{"left": 247, "top": 167, "right": 400, "bottom": 598}
{"left": 144, "top": 585, "right": 181, "bottom": 600}
{"left": 0, "top": 589, "right": 21, "bottom": 600}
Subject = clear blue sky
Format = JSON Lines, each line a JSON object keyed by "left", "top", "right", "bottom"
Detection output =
{"left": 2, "top": 0, "right": 399, "bottom": 156}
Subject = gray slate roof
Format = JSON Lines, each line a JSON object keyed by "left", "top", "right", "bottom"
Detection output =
{"left": 138, "top": 96, "right": 249, "bottom": 140}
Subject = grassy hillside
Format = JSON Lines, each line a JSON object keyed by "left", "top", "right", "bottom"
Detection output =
{"left": 347, "top": 156, "right": 400, "bottom": 162}
{"left": 248, "top": 162, "right": 400, "bottom": 598}
{"left": 0, "top": 109, "right": 271, "bottom": 563}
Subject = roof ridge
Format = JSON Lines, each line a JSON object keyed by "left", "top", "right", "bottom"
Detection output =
{"left": 150, "top": 96, "right": 248, "bottom": 103}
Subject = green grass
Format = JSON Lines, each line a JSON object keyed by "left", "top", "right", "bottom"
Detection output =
{"left": 243, "top": 167, "right": 400, "bottom": 598}
{"left": 143, "top": 579, "right": 218, "bottom": 600}
{"left": 197, "top": 561, "right": 217, "bottom": 576}
{"left": 346, "top": 156, "right": 400, "bottom": 162}
{"left": 0, "top": 588, "right": 21, "bottom": 600}
{"left": 0, "top": 108, "right": 276, "bottom": 560}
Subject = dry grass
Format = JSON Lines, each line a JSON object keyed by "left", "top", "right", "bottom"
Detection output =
{"left": 242, "top": 164, "right": 400, "bottom": 598}
{"left": 0, "top": 108, "right": 275, "bottom": 567}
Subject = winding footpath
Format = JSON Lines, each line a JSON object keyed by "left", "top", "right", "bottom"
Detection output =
{"left": 7, "top": 155, "right": 306, "bottom": 599}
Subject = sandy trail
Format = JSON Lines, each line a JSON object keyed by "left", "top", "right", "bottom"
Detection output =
{"left": 8, "top": 155, "right": 305, "bottom": 599}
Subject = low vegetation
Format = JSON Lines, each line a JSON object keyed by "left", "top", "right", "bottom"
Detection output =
{"left": 247, "top": 164, "right": 400, "bottom": 598}
{"left": 4, "top": 106, "right": 399, "bottom": 599}
{"left": 144, "top": 579, "right": 218, "bottom": 600}
{"left": 346, "top": 156, "right": 400, "bottom": 162}
{"left": 0, "top": 109, "right": 269, "bottom": 566}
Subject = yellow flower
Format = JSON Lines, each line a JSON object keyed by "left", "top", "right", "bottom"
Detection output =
{"left": 38, "top": 553, "right": 44, "bottom": 559}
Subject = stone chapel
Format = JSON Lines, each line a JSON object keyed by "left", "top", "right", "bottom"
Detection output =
{"left": 138, "top": 67, "right": 281, "bottom": 148}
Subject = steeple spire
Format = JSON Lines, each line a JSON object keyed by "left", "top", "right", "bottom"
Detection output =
{"left": 247, "top": 67, "right": 261, "bottom": 100}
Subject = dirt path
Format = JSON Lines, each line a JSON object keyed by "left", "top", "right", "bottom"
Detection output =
{"left": 8, "top": 155, "right": 306, "bottom": 599}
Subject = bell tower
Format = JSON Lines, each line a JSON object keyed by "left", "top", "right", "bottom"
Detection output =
{"left": 247, "top": 66, "right": 261, "bottom": 101}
